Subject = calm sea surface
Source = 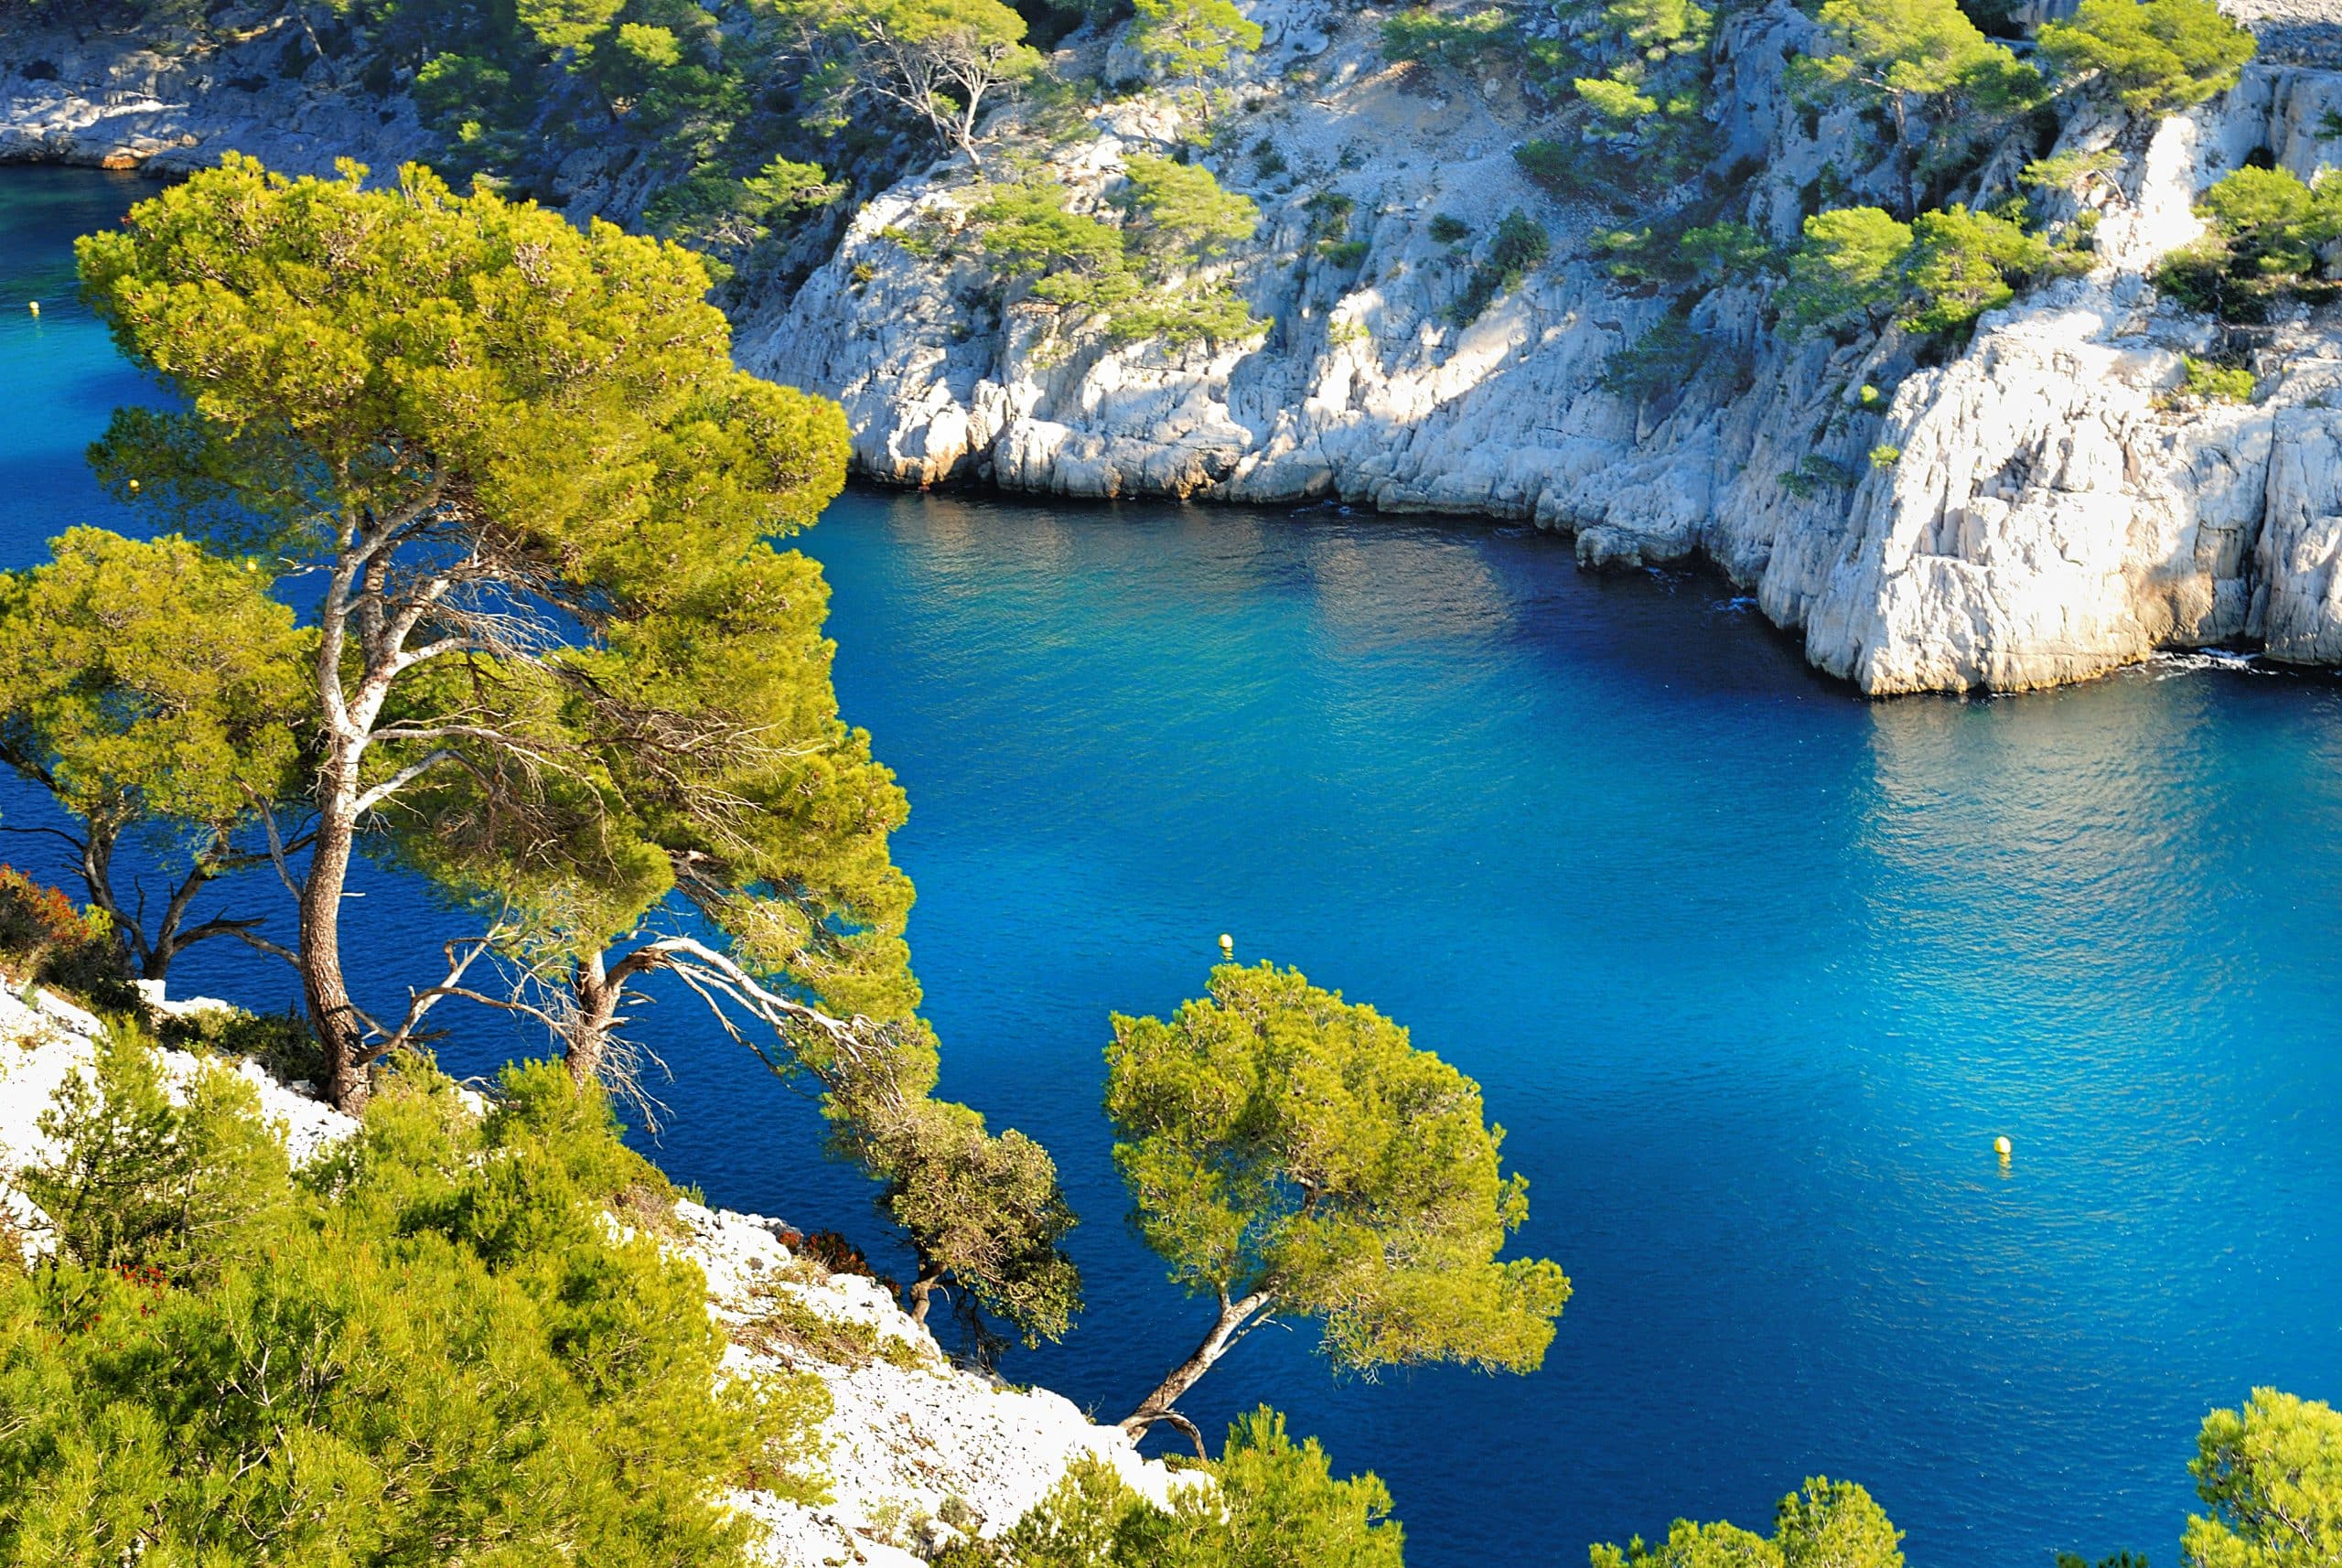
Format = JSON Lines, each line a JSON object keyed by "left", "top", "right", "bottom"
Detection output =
{"left": 5, "top": 166, "right": 2339, "bottom": 1568}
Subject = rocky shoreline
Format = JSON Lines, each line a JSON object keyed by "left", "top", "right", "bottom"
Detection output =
{"left": 9, "top": 3, "right": 2342, "bottom": 694}
{"left": 0, "top": 981, "right": 1180, "bottom": 1566}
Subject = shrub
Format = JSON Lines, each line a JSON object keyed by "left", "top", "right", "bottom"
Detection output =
{"left": 1513, "top": 139, "right": 1630, "bottom": 209}
{"left": 1779, "top": 454, "right": 1856, "bottom": 498}
{"left": 1781, "top": 207, "right": 1915, "bottom": 331}
{"left": 1319, "top": 239, "right": 1371, "bottom": 268}
{"left": 1122, "top": 155, "right": 1261, "bottom": 263}
{"left": 1594, "top": 1476, "right": 1904, "bottom": 1568}
{"left": 1869, "top": 444, "right": 1903, "bottom": 467}
{"left": 1453, "top": 209, "right": 1551, "bottom": 325}
{"left": 0, "top": 1042, "right": 831, "bottom": 1559}
{"left": 155, "top": 1003, "right": 325, "bottom": 1088}
{"left": 1603, "top": 311, "right": 1711, "bottom": 402}
{"left": 1428, "top": 213, "right": 1472, "bottom": 244}
{"left": 1677, "top": 220, "right": 1775, "bottom": 285}
{"left": 2038, "top": 0, "right": 2256, "bottom": 115}
{"left": 2180, "top": 354, "right": 2257, "bottom": 403}
{"left": 1380, "top": 5, "right": 1512, "bottom": 69}
{"left": 1902, "top": 203, "right": 2050, "bottom": 331}
{"left": 947, "top": 1407, "right": 1404, "bottom": 1567}
{"left": 0, "top": 865, "right": 130, "bottom": 1007}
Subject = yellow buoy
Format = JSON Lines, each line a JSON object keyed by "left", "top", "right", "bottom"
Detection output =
{"left": 26, "top": 301, "right": 38, "bottom": 315}
{"left": 1218, "top": 933, "right": 1234, "bottom": 955}
{"left": 1994, "top": 1134, "right": 2013, "bottom": 1160}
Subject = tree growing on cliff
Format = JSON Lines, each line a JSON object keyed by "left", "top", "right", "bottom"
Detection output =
{"left": 1590, "top": 1477, "right": 1905, "bottom": 1568}
{"left": 1803, "top": 0, "right": 2041, "bottom": 210}
{"left": 2038, "top": 0, "right": 2255, "bottom": 117}
{"left": 800, "top": 0, "right": 1042, "bottom": 169}
{"left": 0, "top": 529, "right": 314, "bottom": 982}
{"left": 2184, "top": 1388, "right": 2342, "bottom": 1568}
{"left": 79, "top": 154, "right": 849, "bottom": 1112}
{"left": 1129, "top": 0, "right": 1263, "bottom": 117}
{"left": 1103, "top": 961, "right": 1571, "bottom": 1453}
{"left": 370, "top": 541, "right": 917, "bottom": 1094}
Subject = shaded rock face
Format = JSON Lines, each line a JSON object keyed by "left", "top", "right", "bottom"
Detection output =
{"left": 742, "top": 0, "right": 2342, "bottom": 694}
{"left": 0, "top": 23, "right": 436, "bottom": 177}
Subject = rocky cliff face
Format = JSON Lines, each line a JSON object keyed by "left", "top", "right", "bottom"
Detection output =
{"left": 738, "top": 0, "right": 2342, "bottom": 694}
{"left": 11, "top": 3, "right": 2342, "bottom": 694}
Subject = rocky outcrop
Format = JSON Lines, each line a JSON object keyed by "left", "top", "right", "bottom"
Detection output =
{"left": 740, "top": 0, "right": 2342, "bottom": 693}
{"left": 0, "top": 18, "right": 435, "bottom": 176}
{"left": 11, "top": 1, "right": 2342, "bottom": 693}
{"left": 0, "top": 982, "right": 1176, "bottom": 1566}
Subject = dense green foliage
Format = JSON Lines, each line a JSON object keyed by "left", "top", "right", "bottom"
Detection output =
{"left": 1104, "top": 963, "right": 1569, "bottom": 1439}
{"left": 2038, "top": 0, "right": 2256, "bottom": 114}
{"left": 942, "top": 1408, "right": 1405, "bottom": 1568}
{"left": 2156, "top": 166, "right": 2342, "bottom": 320}
{"left": 1780, "top": 202, "right": 2060, "bottom": 335}
{"left": 1591, "top": 1477, "right": 1906, "bottom": 1568}
{"left": 2184, "top": 1389, "right": 2342, "bottom": 1568}
{"left": 967, "top": 162, "right": 1264, "bottom": 348}
{"left": 81, "top": 155, "right": 848, "bottom": 1108}
{"left": 0, "top": 530, "right": 314, "bottom": 981}
{"left": 0, "top": 1039, "right": 829, "bottom": 1564}
{"left": 1453, "top": 209, "right": 1552, "bottom": 326}
{"left": 1131, "top": 0, "right": 1263, "bottom": 109}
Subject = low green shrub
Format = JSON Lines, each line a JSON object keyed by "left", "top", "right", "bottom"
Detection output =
{"left": 1428, "top": 213, "right": 1472, "bottom": 245}
{"left": 1452, "top": 209, "right": 1550, "bottom": 326}
{"left": 1778, "top": 454, "right": 1856, "bottom": 499}
{"left": 935, "top": 1407, "right": 1403, "bottom": 1567}
{"left": 0, "top": 1041, "right": 831, "bottom": 1560}
{"left": 1380, "top": 5, "right": 1511, "bottom": 70}
{"left": 0, "top": 865, "right": 132, "bottom": 1010}
{"left": 156, "top": 1002, "right": 326, "bottom": 1088}
{"left": 2180, "top": 354, "right": 2257, "bottom": 404}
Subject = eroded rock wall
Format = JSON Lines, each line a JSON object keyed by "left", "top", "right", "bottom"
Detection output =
{"left": 742, "top": 0, "right": 2342, "bottom": 693}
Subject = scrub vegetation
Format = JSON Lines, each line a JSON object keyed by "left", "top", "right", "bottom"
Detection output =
{"left": 0, "top": 0, "right": 2327, "bottom": 1552}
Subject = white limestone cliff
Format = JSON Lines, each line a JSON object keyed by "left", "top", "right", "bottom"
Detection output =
{"left": 11, "top": 1, "right": 2342, "bottom": 693}
{"left": 739, "top": 0, "right": 2342, "bottom": 693}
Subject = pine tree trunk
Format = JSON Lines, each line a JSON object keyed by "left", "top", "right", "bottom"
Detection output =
{"left": 906, "top": 1259, "right": 946, "bottom": 1324}
{"left": 566, "top": 954, "right": 620, "bottom": 1087}
{"left": 304, "top": 755, "right": 366, "bottom": 1114}
{"left": 1121, "top": 1289, "right": 1272, "bottom": 1444}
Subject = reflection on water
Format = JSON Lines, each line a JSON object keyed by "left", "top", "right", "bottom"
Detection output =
{"left": 3, "top": 168, "right": 2339, "bottom": 1568}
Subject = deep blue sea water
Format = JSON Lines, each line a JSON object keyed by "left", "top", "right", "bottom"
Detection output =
{"left": 5, "top": 166, "right": 2340, "bottom": 1568}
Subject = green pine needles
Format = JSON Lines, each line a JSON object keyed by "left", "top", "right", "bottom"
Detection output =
{"left": 0, "top": 1037, "right": 830, "bottom": 1564}
{"left": 1104, "top": 962, "right": 1570, "bottom": 1451}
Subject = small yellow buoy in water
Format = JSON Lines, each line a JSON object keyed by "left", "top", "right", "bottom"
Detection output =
{"left": 26, "top": 301, "right": 38, "bottom": 316}
{"left": 1218, "top": 933, "right": 1234, "bottom": 956}
{"left": 126, "top": 478, "right": 139, "bottom": 492}
{"left": 1994, "top": 1134, "right": 2013, "bottom": 1164}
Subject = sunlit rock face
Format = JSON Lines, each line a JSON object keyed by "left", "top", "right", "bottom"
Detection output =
{"left": 10, "top": 0, "right": 2342, "bottom": 693}
{"left": 740, "top": 0, "right": 2342, "bottom": 694}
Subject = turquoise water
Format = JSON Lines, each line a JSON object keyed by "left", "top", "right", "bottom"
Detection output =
{"left": 6, "top": 166, "right": 2342, "bottom": 1568}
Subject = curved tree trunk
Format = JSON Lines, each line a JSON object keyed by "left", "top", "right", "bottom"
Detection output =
{"left": 905, "top": 1258, "right": 947, "bottom": 1325}
{"left": 1121, "top": 1289, "right": 1273, "bottom": 1455}
{"left": 302, "top": 757, "right": 365, "bottom": 1113}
